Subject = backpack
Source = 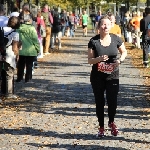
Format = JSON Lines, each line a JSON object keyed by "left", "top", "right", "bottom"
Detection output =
{"left": 40, "top": 25, "right": 46, "bottom": 38}
{"left": 0, "top": 28, "right": 15, "bottom": 59}
{"left": 52, "top": 12, "right": 62, "bottom": 33}
{"left": 0, "top": 27, "right": 6, "bottom": 57}
{"left": 4, "top": 30, "right": 15, "bottom": 48}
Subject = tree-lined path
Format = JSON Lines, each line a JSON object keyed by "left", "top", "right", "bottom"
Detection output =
{"left": 0, "top": 29, "right": 150, "bottom": 150}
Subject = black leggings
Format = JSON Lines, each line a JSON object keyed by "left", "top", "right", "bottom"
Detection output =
{"left": 91, "top": 79, "right": 119, "bottom": 128}
{"left": 17, "top": 56, "right": 35, "bottom": 82}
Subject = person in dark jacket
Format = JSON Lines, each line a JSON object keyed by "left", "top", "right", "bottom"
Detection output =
{"left": 115, "top": 11, "right": 121, "bottom": 26}
{"left": 50, "top": 8, "right": 62, "bottom": 50}
{"left": 140, "top": 7, "right": 150, "bottom": 68}
{"left": 60, "top": 9, "right": 68, "bottom": 37}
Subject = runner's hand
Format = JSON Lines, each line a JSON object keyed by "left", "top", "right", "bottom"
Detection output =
{"left": 114, "top": 59, "right": 120, "bottom": 66}
{"left": 99, "top": 55, "right": 109, "bottom": 62}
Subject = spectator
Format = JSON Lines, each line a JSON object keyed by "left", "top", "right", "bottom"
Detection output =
{"left": 60, "top": 9, "right": 68, "bottom": 37}
{"left": 16, "top": 17, "right": 40, "bottom": 83}
{"left": 66, "top": 11, "right": 70, "bottom": 37}
{"left": 68, "top": 11, "right": 75, "bottom": 37}
{"left": 19, "top": 3, "right": 36, "bottom": 26}
{"left": 36, "top": 10, "right": 46, "bottom": 59}
{"left": 95, "top": 11, "right": 102, "bottom": 34}
{"left": 50, "top": 8, "right": 62, "bottom": 50}
{"left": 0, "top": 16, "right": 20, "bottom": 99}
{"left": 130, "top": 11, "right": 142, "bottom": 48}
{"left": 74, "top": 13, "right": 79, "bottom": 30}
{"left": 115, "top": 11, "right": 121, "bottom": 26}
{"left": 91, "top": 14, "right": 96, "bottom": 33}
{"left": 0, "top": 4, "right": 9, "bottom": 27}
{"left": 140, "top": 7, "right": 150, "bottom": 68}
{"left": 10, "top": 7, "right": 19, "bottom": 17}
{"left": 0, "top": 4, "right": 9, "bottom": 97}
{"left": 123, "top": 12, "right": 132, "bottom": 43}
{"left": 41, "top": 4, "right": 53, "bottom": 55}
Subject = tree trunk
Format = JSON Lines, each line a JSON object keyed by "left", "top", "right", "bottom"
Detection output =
{"left": 147, "top": 0, "right": 150, "bottom": 6}
{"left": 125, "top": 0, "right": 129, "bottom": 12}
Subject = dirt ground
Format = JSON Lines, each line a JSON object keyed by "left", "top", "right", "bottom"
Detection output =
{"left": 126, "top": 43, "right": 150, "bottom": 112}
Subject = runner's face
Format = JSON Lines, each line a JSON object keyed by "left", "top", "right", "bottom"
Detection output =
{"left": 99, "top": 19, "right": 111, "bottom": 34}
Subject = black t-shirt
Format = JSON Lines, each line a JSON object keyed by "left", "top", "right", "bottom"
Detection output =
{"left": 88, "top": 33, "right": 123, "bottom": 81}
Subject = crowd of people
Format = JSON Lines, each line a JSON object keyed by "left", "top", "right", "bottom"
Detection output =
{"left": 0, "top": 3, "right": 93, "bottom": 100}
{"left": 120, "top": 7, "right": 150, "bottom": 68}
{"left": 0, "top": 2, "right": 150, "bottom": 138}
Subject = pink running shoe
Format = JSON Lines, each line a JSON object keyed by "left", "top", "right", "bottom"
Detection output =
{"left": 97, "top": 127, "right": 105, "bottom": 137}
{"left": 108, "top": 122, "right": 119, "bottom": 136}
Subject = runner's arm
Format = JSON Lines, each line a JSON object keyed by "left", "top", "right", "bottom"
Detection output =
{"left": 88, "top": 48, "right": 108, "bottom": 64}
{"left": 118, "top": 42, "right": 127, "bottom": 62}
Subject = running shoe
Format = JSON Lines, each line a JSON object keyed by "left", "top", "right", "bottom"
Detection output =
{"left": 97, "top": 127, "right": 105, "bottom": 137}
{"left": 108, "top": 122, "right": 119, "bottom": 136}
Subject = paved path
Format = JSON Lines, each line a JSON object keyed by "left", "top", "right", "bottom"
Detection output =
{"left": 0, "top": 29, "right": 150, "bottom": 150}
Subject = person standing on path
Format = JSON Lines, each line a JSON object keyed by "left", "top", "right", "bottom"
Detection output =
{"left": 95, "top": 11, "right": 102, "bottom": 34}
{"left": 41, "top": 4, "right": 53, "bottom": 55}
{"left": 16, "top": 19, "right": 40, "bottom": 83}
{"left": 68, "top": 11, "right": 75, "bottom": 37}
{"left": 140, "top": 7, "right": 150, "bottom": 68}
{"left": 88, "top": 15, "right": 127, "bottom": 137}
{"left": 115, "top": 11, "right": 121, "bottom": 26}
{"left": 82, "top": 10, "right": 88, "bottom": 37}
{"left": 36, "top": 10, "right": 46, "bottom": 59}
{"left": 130, "top": 11, "right": 142, "bottom": 48}
{"left": 123, "top": 12, "right": 132, "bottom": 43}
{"left": 91, "top": 13, "right": 96, "bottom": 33}
{"left": 60, "top": 9, "right": 68, "bottom": 37}
{"left": 50, "top": 8, "right": 62, "bottom": 49}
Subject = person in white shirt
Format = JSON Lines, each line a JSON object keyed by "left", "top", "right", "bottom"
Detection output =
{"left": 0, "top": 16, "right": 20, "bottom": 99}
{"left": 9, "top": 7, "right": 20, "bottom": 17}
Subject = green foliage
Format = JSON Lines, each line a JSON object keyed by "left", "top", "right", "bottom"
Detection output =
{"left": 30, "top": 0, "right": 147, "bottom": 11}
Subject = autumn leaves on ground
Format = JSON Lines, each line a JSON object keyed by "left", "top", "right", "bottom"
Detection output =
{"left": 126, "top": 42, "right": 150, "bottom": 112}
